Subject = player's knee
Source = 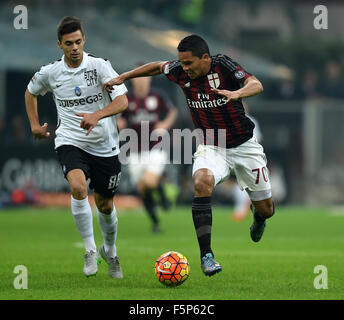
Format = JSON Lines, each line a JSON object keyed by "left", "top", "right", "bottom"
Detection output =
{"left": 96, "top": 198, "right": 113, "bottom": 215}
{"left": 144, "top": 179, "right": 158, "bottom": 190}
{"left": 253, "top": 199, "right": 275, "bottom": 219}
{"left": 70, "top": 182, "right": 88, "bottom": 200}
{"left": 193, "top": 174, "right": 214, "bottom": 197}
{"left": 142, "top": 172, "right": 159, "bottom": 190}
{"left": 98, "top": 206, "right": 113, "bottom": 215}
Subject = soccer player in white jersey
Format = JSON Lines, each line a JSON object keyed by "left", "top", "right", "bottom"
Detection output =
{"left": 24, "top": 17, "right": 128, "bottom": 278}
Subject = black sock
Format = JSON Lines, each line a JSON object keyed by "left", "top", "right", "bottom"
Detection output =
{"left": 254, "top": 210, "right": 266, "bottom": 222}
{"left": 192, "top": 196, "right": 213, "bottom": 258}
{"left": 142, "top": 190, "right": 158, "bottom": 225}
{"left": 157, "top": 182, "right": 170, "bottom": 208}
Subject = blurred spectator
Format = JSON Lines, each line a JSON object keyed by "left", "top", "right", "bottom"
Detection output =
{"left": 10, "top": 115, "right": 31, "bottom": 143}
{"left": 320, "top": 60, "right": 344, "bottom": 98}
{"left": 0, "top": 182, "right": 41, "bottom": 208}
{"left": 0, "top": 191, "right": 12, "bottom": 209}
{"left": 0, "top": 116, "right": 6, "bottom": 141}
{"left": 178, "top": 0, "right": 204, "bottom": 27}
{"left": 299, "top": 69, "right": 322, "bottom": 100}
{"left": 277, "top": 78, "right": 298, "bottom": 100}
{"left": 263, "top": 78, "right": 298, "bottom": 100}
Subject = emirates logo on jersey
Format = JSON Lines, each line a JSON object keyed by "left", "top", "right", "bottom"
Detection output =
{"left": 207, "top": 73, "right": 220, "bottom": 89}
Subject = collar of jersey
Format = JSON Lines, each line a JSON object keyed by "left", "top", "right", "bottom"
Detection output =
{"left": 62, "top": 51, "right": 89, "bottom": 73}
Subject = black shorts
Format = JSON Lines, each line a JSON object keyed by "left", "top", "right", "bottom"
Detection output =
{"left": 56, "top": 145, "right": 121, "bottom": 198}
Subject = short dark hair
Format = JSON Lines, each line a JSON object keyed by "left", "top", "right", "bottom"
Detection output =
{"left": 177, "top": 34, "right": 210, "bottom": 58}
{"left": 57, "top": 16, "right": 84, "bottom": 41}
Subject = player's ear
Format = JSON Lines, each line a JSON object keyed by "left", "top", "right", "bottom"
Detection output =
{"left": 57, "top": 40, "right": 62, "bottom": 49}
{"left": 202, "top": 53, "right": 211, "bottom": 61}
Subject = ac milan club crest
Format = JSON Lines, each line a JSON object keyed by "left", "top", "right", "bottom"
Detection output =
{"left": 207, "top": 73, "right": 220, "bottom": 89}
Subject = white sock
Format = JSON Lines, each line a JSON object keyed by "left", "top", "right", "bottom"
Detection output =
{"left": 97, "top": 207, "right": 118, "bottom": 258}
{"left": 71, "top": 196, "right": 96, "bottom": 253}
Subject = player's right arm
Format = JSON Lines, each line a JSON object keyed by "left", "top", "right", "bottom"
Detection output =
{"left": 25, "top": 66, "right": 52, "bottom": 139}
{"left": 103, "top": 61, "right": 167, "bottom": 92}
{"left": 24, "top": 89, "right": 50, "bottom": 139}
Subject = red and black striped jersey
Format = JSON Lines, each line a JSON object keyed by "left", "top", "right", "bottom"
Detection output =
{"left": 162, "top": 54, "right": 255, "bottom": 148}
{"left": 122, "top": 88, "right": 174, "bottom": 151}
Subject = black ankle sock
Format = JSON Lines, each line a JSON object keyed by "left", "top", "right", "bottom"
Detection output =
{"left": 192, "top": 197, "right": 213, "bottom": 258}
{"left": 254, "top": 211, "right": 266, "bottom": 222}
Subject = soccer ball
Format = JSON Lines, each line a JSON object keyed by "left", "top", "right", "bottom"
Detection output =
{"left": 154, "top": 251, "right": 190, "bottom": 286}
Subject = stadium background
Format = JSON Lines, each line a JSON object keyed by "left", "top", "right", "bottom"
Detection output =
{"left": 0, "top": 0, "right": 343, "bottom": 302}
{"left": 1, "top": 0, "right": 343, "bottom": 208}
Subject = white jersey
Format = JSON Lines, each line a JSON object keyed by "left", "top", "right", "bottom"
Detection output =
{"left": 27, "top": 52, "right": 127, "bottom": 157}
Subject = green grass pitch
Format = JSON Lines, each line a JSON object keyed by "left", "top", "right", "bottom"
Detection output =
{"left": 0, "top": 205, "right": 343, "bottom": 300}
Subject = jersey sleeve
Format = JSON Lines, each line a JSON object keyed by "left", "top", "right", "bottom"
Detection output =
{"left": 162, "top": 60, "right": 182, "bottom": 83}
{"left": 27, "top": 66, "right": 51, "bottom": 96}
{"left": 99, "top": 60, "right": 128, "bottom": 100}
{"left": 218, "top": 54, "right": 252, "bottom": 85}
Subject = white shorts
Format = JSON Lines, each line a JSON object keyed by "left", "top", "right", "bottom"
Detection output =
{"left": 192, "top": 136, "right": 272, "bottom": 201}
{"left": 128, "top": 149, "right": 168, "bottom": 185}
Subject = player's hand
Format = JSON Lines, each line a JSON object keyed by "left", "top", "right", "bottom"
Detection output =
{"left": 211, "top": 88, "right": 241, "bottom": 102}
{"left": 154, "top": 121, "right": 168, "bottom": 131}
{"left": 154, "top": 122, "right": 171, "bottom": 136}
{"left": 102, "top": 75, "right": 125, "bottom": 93}
{"left": 31, "top": 122, "right": 50, "bottom": 139}
{"left": 153, "top": 122, "right": 169, "bottom": 136}
{"left": 76, "top": 112, "right": 100, "bottom": 136}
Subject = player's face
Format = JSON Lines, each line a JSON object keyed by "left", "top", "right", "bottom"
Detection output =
{"left": 58, "top": 30, "right": 85, "bottom": 66}
{"left": 178, "top": 51, "right": 211, "bottom": 79}
{"left": 131, "top": 77, "right": 152, "bottom": 98}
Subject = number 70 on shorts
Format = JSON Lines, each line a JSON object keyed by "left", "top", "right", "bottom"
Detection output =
{"left": 252, "top": 167, "right": 269, "bottom": 184}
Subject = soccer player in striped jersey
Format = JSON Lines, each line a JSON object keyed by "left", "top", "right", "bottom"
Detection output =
{"left": 117, "top": 75, "right": 178, "bottom": 233}
{"left": 104, "top": 34, "right": 275, "bottom": 277}
{"left": 24, "top": 17, "right": 128, "bottom": 278}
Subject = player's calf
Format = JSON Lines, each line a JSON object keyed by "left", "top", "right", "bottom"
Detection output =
{"left": 252, "top": 198, "right": 275, "bottom": 219}
{"left": 250, "top": 200, "right": 275, "bottom": 242}
{"left": 94, "top": 194, "right": 114, "bottom": 215}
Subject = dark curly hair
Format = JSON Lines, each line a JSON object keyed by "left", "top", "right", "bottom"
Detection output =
{"left": 57, "top": 16, "right": 84, "bottom": 41}
{"left": 177, "top": 34, "right": 210, "bottom": 58}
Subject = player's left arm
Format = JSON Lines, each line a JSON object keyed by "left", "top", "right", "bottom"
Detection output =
{"left": 212, "top": 76, "right": 263, "bottom": 102}
{"left": 76, "top": 94, "right": 128, "bottom": 136}
{"left": 76, "top": 59, "right": 129, "bottom": 135}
